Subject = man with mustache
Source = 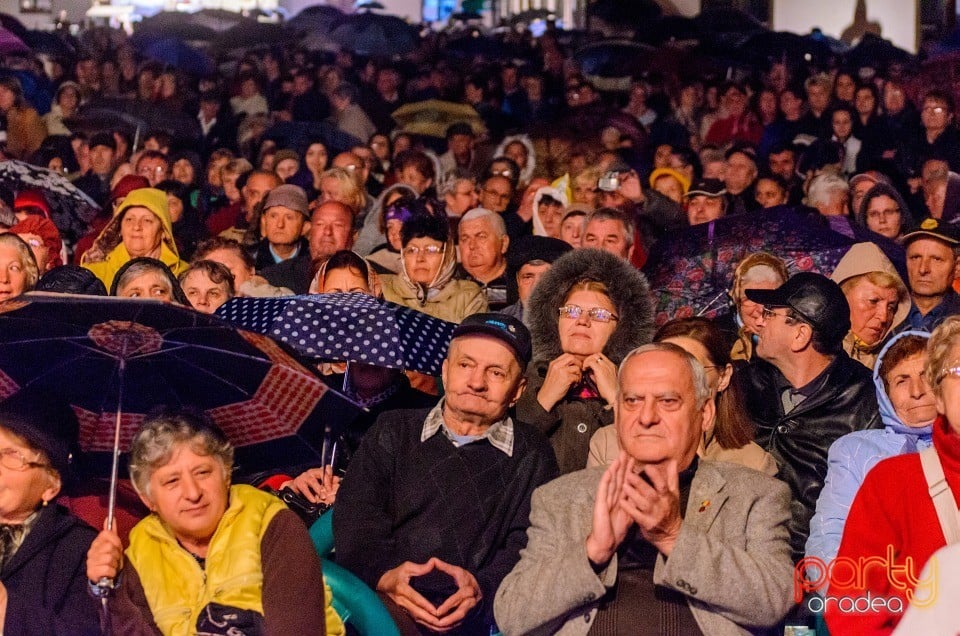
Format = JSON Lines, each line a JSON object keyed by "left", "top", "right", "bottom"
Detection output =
{"left": 334, "top": 313, "right": 558, "bottom": 635}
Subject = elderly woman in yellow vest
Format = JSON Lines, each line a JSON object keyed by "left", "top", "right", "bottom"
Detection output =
{"left": 81, "top": 188, "right": 188, "bottom": 291}
{"left": 86, "top": 410, "right": 342, "bottom": 636}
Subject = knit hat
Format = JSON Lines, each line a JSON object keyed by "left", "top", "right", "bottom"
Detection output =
{"left": 8, "top": 215, "right": 63, "bottom": 268}
{"left": 273, "top": 149, "right": 300, "bottom": 168}
{"left": 648, "top": 168, "right": 691, "bottom": 195}
{"left": 89, "top": 132, "right": 117, "bottom": 152}
{"left": 262, "top": 184, "right": 309, "bottom": 218}
{"left": 0, "top": 388, "right": 79, "bottom": 478}
{"left": 13, "top": 189, "right": 51, "bottom": 220}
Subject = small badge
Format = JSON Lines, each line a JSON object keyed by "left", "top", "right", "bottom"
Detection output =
{"left": 921, "top": 218, "right": 939, "bottom": 230}
{"left": 698, "top": 500, "right": 710, "bottom": 513}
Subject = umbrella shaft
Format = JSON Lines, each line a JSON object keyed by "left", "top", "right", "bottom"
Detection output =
{"left": 106, "top": 359, "right": 126, "bottom": 531}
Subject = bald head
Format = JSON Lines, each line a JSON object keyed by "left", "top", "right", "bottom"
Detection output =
{"left": 309, "top": 200, "right": 357, "bottom": 262}
{"left": 333, "top": 151, "right": 365, "bottom": 188}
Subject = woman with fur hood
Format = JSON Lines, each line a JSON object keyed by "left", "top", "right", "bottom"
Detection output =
{"left": 516, "top": 248, "right": 654, "bottom": 473}
{"left": 493, "top": 135, "right": 537, "bottom": 192}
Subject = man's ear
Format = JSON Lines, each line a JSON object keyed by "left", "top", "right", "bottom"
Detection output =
{"left": 699, "top": 392, "right": 716, "bottom": 435}
{"left": 300, "top": 221, "right": 311, "bottom": 237}
{"left": 500, "top": 234, "right": 510, "bottom": 255}
{"left": 509, "top": 375, "right": 526, "bottom": 407}
{"left": 792, "top": 322, "right": 814, "bottom": 352}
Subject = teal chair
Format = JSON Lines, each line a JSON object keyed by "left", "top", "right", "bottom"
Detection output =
{"left": 310, "top": 510, "right": 400, "bottom": 636}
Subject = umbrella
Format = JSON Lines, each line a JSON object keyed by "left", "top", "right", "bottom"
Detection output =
{"left": 0, "top": 160, "right": 100, "bottom": 240}
{"left": 0, "top": 13, "right": 26, "bottom": 38}
{"left": 216, "top": 293, "right": 457, "bottom": 376}
{"left": 216, "top": 20, "right": 291, "bottom": 52}
{"left": 23, "top": 30, "right": 78, "bottom": 59}
{"left": 694, "top": 7, "right": 767, "bottom": 51}
{"left": 68, "top": 97, "right": 202, "bottom": 143}
{"left": 288, "top": 4, "right": 344, "bottom": 34}
{"left": 329, "top": 12, "right": 418, "bottom": 57}
{"left": 844, "top": 33, "right": 915, "bottom": 70}
{"left": 586, "top": 0, "right": 661, "bottom": 25}
{"left": 723, "top": 31, "right": 834, "bottom": 68}
{"left": 133, "top": 17, "right": 219, "bottom": 43}
{"left": 445, "top": 32, "right": 516, "bottom": 62}
{"left": 0, "top": 294, "right": 360, "bottom": 520}
{"left": 643, "top": 207, "right": 857, "bottom": 326}
{"left": 391, "top": 100, "right": 486, "bottom": 138}
{"left": 0, "top": 27, "right": 29, "bottom": 56}
{"left": 574, "top": 40, "right": 656, "bottom": 91}
{"left": 509, "top": 9, "right": 556, "bottom": 26}
{"left": 637, "top": 15, "right": 700, "bottom": 45}
{"left": 136, "top": 37, "right": 215, "bottom": 76}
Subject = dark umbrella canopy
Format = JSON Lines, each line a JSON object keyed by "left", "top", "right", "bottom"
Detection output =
{"left": 23, "top": 30, "right": 77, "bottom": 59}
{"left": 0, "top": 294, "right": 359, "bottom": 476}
{"left": 574, "top": 39, "right": 656, "bottom": 80}
{"left": 0, "top": 160, "right": 100, "bottom": 240}
{"left": 587, "top": 0, "right": 660, "bottom": 25}
{"left": 263, "top": 121, "right": 361, "bottom": 156}
{"left": 287, "top": 5, "right": 344, "bottom": 35}
{"left": 643, "top": 207, "right": 856, "bottom": 326}
{"left": 329, "top": 12, "right": 418, "bottom": 56}
{"left": 69, "top": 97, "right": 202, "bottom": 142}
{"left": 137, "top": 37, "right": 215, "bottom": 76}
{"left": 216, "top": 20, "right": 291, "bottom": 52}
{"left": 844, "top": 33, "right": 915, "bottom": 70}
{"left": 216, "top": 293, "right": 458, "bottom": 376}
{"left": 0, "top": 28, "right": 29, "bottom": 57}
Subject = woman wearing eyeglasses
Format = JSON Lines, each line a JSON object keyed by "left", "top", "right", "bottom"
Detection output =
{"left": 0, "top": 389, "right": 100, "bottom": 635}
{"left": 517, "top": 248, "right": 654, "bottom": 473}
{"left": 380, "top": 212, "right": 487, "bottom": 323}
{"left": 826, "top": 316, "right": 960, "bottom": 635}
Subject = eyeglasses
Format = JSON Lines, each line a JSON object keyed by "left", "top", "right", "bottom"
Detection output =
{"left": 867, "top": 208, "right": 901, "bottom": 219}
{"left": 923, "top": 106, "right": 948, "bottom": 115}
{"left": 403, "top": 244, "right": 444, "bottom": 256}
{"left": 0, "top": 447, "right": 49, "bottom": 472}
{"left": 559, "top": 304, "right": 619, "bottom": 323}
{"left": 482, "top": 189, "right": 511, "bottom": 202}
{"left": 760, "top": 307, "right": 790, "bottom": 321}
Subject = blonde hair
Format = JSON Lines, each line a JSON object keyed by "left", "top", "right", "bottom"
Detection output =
{"left": 925, "top": 316, "right": 960, "bottom": 397}
{"left": 0, "top": 233, "right": 39, "bottom": 290}
{"left": 321, "top": 167, "right": 365, "bottom": 215}
{"left": 839, "top": 271, "right": 907, "bottom": 303}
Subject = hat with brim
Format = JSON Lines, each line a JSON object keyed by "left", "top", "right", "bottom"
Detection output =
{"left": 900, "top": 218, "right": 960, "bottom": 247}
{"left": 745, "top": 272, "right": 850, "bottom": 347}
{"left": 685, "top": 178, "right": 726, "bottom": 198}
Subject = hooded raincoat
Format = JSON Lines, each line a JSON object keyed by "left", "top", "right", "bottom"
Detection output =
{"left": 804, "top": 330, "right": 934, "bottom": 569}
{"left": 829, "top": 242, "right": 910, "bottom": 369}
{"left": 81, "top": 188, "right": 188, "bottom": 291}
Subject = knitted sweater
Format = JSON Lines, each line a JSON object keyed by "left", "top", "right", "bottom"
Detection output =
{"left": 333, "top": 407, "right": 558, "bottom": 634}
{"left": 825, "top": 417, "right": 960, "bottom": 635}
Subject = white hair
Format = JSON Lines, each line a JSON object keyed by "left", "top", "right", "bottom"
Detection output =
{"left": 807, "top": 173, "right": 849, "bottom": 209}
{"left": 460, "top": 207, "right": 507, "bottom": 237}
{"left": 618, "top": 342, "right": 712, "bottom": 409}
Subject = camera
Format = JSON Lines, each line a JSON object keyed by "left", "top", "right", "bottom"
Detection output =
{"left": 598, "top": 172, "right": 621, "bottom": 192}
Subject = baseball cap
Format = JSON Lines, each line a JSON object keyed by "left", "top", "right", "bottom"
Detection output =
{"left": 685, "top": 178, "right": 726, "bottom": 198}
{"left": 452, "top": 313, "right": 532, "bottom": 369}
{"left": 262, "top": 184, "right": 309, "bottom": 218}
{"left": 899, "top": 217, "right": 960, "bottom": 247}
{"left": 745, "top": 272, "right": 850, "bottom": 347}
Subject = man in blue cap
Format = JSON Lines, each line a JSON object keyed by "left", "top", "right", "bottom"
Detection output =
{"left": 334, "top": 313, "right": 558, "bottom": 635}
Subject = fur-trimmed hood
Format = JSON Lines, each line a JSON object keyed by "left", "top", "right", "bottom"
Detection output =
{"left": 527, "top": 248, "right": 655, "bottom": 365}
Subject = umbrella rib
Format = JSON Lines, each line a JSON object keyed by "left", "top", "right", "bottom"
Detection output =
{"left": 159, "top": 348, "right": 263, "bottom": 397}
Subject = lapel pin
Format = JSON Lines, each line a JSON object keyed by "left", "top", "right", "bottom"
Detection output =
{"left": 698, "top": 499, "right": 710, "bottom": 513}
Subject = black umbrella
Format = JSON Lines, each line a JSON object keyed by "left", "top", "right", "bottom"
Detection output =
{"left": 264, "top": 121, "right": 362, "bottom": 156}
{"left": 845, "top": 33, "right": 915, "bottom": 70}
{"left": 287, "top": 4, "right": 344, "bottom": 35}
{"left": 574, "top": 40, "right": 656, "bottom": 91}
{"left": 587, "top": 0, "right": 661, "bottom": 25}
{"left": 0, "top": 160, "right": 100, "bottom": 240}
{"left": 695, "top": 7, "right": 767, "bottom": 50}
{"left": 0, "top": 12, "right": 27, "bottom": 38}
{"left": 216, "top": 20, "right": 291, "bottom": 52}
{"left": 329, "top": 12, "right": 418, "bottom": 57}
{"left": 637, "top": 15, "right": 700, "bottom": 45}
{"left": 68, "top": 97, "right": 202, "bottom": 143}
{"left": 446, "top": 31, "right": 517, "bottom": 62}
{"left": 726, "top": 31, "right": 834, "bottom": 68}
{"left": 23, "top": 30, "right": 77, "bottom": 59}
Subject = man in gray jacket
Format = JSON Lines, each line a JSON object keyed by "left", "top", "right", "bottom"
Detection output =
{"left": 494, "top": 343, "right": 795, "bottom": 635}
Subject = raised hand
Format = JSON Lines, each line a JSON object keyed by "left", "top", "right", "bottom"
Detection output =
{"left": 585, "top": 451, "right": 636, "bottom": 567}
{"left": 537, "top": 353, "right": 583, "bottom": 412}
{"left": 620, "top": 459, "right": 683, "bottom": 557}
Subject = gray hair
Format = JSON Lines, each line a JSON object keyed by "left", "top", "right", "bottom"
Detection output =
{"left": 807, "top": 173, "right": 849, "bottom": 209}
{"left": 618, "top": 342, "right": 712, "bottom": 409}
{"left": 113, "top": 259, "right": 173, "bottom": 297}
{"left": 583, "top": 208, "right": 635, "bottom": 250}
{"left": 128, "top": 411, "right": 233, "bottom": 498}
{"left": 460, "top": 207, "right": 507, "bottom": 237}
{"left": 440, "top": 177, "right": 476, "bottom": 198}
{"left": 925, "top": 315, "right": 960, "bottom": 399}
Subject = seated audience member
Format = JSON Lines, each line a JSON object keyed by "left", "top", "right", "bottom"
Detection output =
{"left": 87, "top": 410, "right": 341, "bottom": 634}
{"left": 531, "top": 186, "right": 568, "bottom": 238}
{"left": 806, "top": 331, "right": 934, "bottom": 570}
{"left": 380, "top": 213, "right": 487, "bottom": 323}
{"left": 900, "top": 219, "right": 960, "bottom": 331}
{"left": 256, "top": 185, "right": 313, "bottom": 293}
{"left": 684, "top": 178, "right": 727, "bottom": 225}
{"left": 500, "top": 235, "right": 572, "bottom": 323}
{"left": 35, "top": 265, "right": 108, "bottom": 296}
{"left": 366, "top": 195, "right": 428, "bottom": 275}
{"left": 517, "top": 248, "right": 653, "bottom": 473}
{"left": 110, "top": 257, "right": 189, "bottom": 305}
{"left": 826, "top": 317, "right": 960, "bottom": 634}
{"left": 581, "top": 208, "right": 634, "bottom": 260}
{"left": 589, "top": 317, "right": 777, "bottom": 476}
{"left": 354, "top": 184, "right": 418, "bottom": 257}
{"left": 0, "top": 233, "right": 40, "bottom": 301}
{"left": 754, "top": 174, "right": 790, "bottom": 208}
{"left": 457, "top": 208, "right": 511, "bottom": 310}
{"left": 0, "top": 388, "right": 100, "bottom": 635}
{"left": 735, "top": 273, "right": 881, "bottom": 560}
{"left": 559, "top": 207, "right": 588, "bottom": 247}
{"left": 856, "top": 181, "right": 911, "bottom": 241}
{"left": 334, "top": 314, "right": 558, "bottom": 635}
{"left": 830, "top": 242, "right": 910, "bottom": 368}
{"left": 82, "top": 188, "right": 188, "bottom": 291}
{"left": 495, "top": 343, "right": 794, "bottom": 634}
{"left": 648, "top": 167, "right": 690, "bottom": 205}
{"left": 180, "top": 260, "right": 234, "bottom": 314}
{"left": 193, "top": 236, "right": 292, "bottom": 298}
{"left": 727, "top": 252, "right": 789, "bottom": 361}
{"left": 7, "top": 214, "right": 63, "bottom": 274}
{"left": 156, "top": 180, "right": 206, "bottom": 261}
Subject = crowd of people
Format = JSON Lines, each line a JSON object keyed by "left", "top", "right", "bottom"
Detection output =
{"left": 1, "top": 13, "right": 960, "bottom": 636}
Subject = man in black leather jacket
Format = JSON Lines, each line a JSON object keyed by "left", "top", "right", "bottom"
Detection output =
{"left": 733, "top": 273, "right": 881, "bottom": 561}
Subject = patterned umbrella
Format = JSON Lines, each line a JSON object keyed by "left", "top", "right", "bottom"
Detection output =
{"left": 644, "top": 207, "right": 856, "bottom": 326}
{"left": 0, "top": 293, "right": 359, "bottom": 523}
{"left": 217, "top": 293, "right": 457, "bottom": 376}
{"left": 390, "top": 100, "right": 486, "bottom": 139}
{"left": 0, "top": 160, "right": 100, "bottom": 240}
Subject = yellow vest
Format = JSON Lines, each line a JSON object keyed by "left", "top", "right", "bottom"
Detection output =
{"left": 127, "top": 485, "right": 344, "bottom": 636}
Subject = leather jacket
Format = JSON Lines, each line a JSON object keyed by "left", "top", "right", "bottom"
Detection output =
{"left": 734, "top": 354, "right": 881, "bottom": 560}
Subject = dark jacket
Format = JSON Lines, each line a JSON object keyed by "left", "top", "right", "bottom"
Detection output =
{"left": 1, "top": 504, "right": 100, "bottom": 635}
{"left": 259, "top": 248, "right": 313, "bottom": 295}
{"left": 517, "top": 249, "right": 655, "bottom": 473}
{"left": 733, "top": 354, "right": 881, "bottom": 561}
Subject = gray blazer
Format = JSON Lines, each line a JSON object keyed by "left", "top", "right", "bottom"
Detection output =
{"left": 494, "top": 460, "right": 795, "bottom": 636}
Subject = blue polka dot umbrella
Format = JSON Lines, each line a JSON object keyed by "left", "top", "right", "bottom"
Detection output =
{"left": 217, "top": 293, "right": 457, "bottom": 376}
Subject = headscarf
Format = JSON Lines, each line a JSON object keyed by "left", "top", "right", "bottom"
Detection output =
{"left": 309, "top": 251, "right": 384, "bottom": 298}
{"left": 109, "top": 257, "right": 190, "bottom": 306}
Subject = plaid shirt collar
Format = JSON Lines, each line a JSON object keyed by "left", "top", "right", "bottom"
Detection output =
{"left": 420, "top": 399, "right": 514, "bottom": 457}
